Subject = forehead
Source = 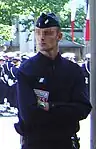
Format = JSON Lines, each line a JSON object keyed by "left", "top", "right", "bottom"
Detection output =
{"left": 35, "top": 26, "right": 58, "bottom": 31}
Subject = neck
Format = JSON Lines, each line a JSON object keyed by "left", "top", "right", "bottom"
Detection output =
{"left": 40, "top": 48, "right": 59, "bottom": 60}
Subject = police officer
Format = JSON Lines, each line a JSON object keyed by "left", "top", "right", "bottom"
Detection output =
{"left": 81, "top": 53, "right": 90, "bottom": 99}
{"left": 14, "top": 12, "right": 92, "bottom": 149}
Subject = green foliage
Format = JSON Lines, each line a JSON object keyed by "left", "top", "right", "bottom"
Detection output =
{"left": 58, "top": 3, "right": 71, "bottom": 28}
{"left": 0, "top": 0, "right": 86, "bottom": 45}
{"left": 75, "top": 37, "right": 84, "bottom": 45}
{"left": 0, "top": 24, "right": 12, "bottom": 45}
{"left": 59, "top": 5, "right": 86, "bottom": 44}
{"left": 75, "top": 6, "right": 86, "bottom": 29}
{"left": 0, "top": 1, "right": 11, "bottom": 25}
{"left": 0, "top": 0, "right": 69, "bottom": 44}
{"left": 59, "top": 5, "right": 86, "bottom": 29}
{"left": 64, "top": 32, "right": 84, "bottom": 45}
{"left": 1, "top": 0, "right": 69, "bottom": 19}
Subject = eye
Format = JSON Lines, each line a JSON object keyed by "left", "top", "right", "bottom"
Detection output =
{"left": 44, "top": 31, "right": 50, "bottom": 35}
{"left": 44, "top": 30, "right": 53, "bottom": 36}
{"left": 35, "top": 30, "right": 40, "bottom": 35}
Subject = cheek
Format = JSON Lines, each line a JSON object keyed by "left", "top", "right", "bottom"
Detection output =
{"left": 47, "top": 38, "right": 57, "bottom": 47}
{"left": 35, "top": 37, "right": 40, "bottom": 43}
{"left": 47, "top": 36, "right": 57, "bottom": 42}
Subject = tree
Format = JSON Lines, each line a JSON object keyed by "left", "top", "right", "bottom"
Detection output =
{"left": 0, "top": 24, "right": 12, "bottom": 45}
{"left": 0, "top": 0, "right": 69, "bottom": 21}
{"left": 0, "top": 0, "right": 69, "bottom": 45}
{"left": 59, "top": 4, "right": 86, "bottom": 44}
{"left": 0, "top": 0, "right": 86, "bottom": 45}
{"left": 75, "top": 6, "right": 86, "bottom": 29}
{"left": 58, "top": 4, "right": 86, "bottom": 29}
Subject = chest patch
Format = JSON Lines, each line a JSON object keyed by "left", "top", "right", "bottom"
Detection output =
{"left": 39, "top": 78, "right": 44, "bottom": 83}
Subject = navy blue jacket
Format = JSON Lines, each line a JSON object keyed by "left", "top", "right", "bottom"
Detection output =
{"left": 15, "top": 52, "right": 92, "bottom": 140}
{"left": 81, "top": 60, "right": 90, "bottom": 98}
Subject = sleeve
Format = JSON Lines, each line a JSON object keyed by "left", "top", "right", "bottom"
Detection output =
{"left": 16, "top": 70, "right": 38, "bottom": 124}
{"left": 50, "top": 65, "right": 92, "bottom": 122}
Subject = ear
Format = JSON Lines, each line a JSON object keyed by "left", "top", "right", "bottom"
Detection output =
{"left": 57, "top": 32, "right": 62, "bottom": 41}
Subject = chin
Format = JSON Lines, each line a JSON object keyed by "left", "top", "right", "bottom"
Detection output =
{"left": 39, "top": 47, "right": 48, "bottom": 51}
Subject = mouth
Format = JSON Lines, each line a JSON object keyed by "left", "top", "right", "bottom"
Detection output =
{"left": 39, "top": 42, "right": 46, "bottom": 46}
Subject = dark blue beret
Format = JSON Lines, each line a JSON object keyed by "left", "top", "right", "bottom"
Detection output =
{"left": 36, "top": 13, "right": 60, "bottom": 28}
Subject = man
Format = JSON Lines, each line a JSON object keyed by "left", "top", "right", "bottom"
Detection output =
{"left": 81, "top": 53, "right": 90, "bottom": 99}
{"left": 14, "top": 13, "right": 92, "bottom": 149}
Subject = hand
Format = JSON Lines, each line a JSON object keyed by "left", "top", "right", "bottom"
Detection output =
{"left": 37, "top": 98, "right": 49, "bottom": 111}
{"left": 43, "top": 102, "right": 49, "bottom": 111}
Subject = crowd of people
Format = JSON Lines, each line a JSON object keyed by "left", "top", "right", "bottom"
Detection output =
{"left": 0, "top": 51, "right": 37, "bottom": 107}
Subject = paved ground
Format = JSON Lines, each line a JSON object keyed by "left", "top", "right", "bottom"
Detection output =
{"left": 77, "top": 115, "right": 90, "bottom": 149}
{"left": 0, "top": 116, "right": 20, "bottom": 149}
{"left": 0, "top": 115, "right": 90, "bottom": 149}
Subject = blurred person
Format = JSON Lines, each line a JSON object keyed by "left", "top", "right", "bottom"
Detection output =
{"left": 81, "top": 53, "right": 90, "bottom": 99}
{"left": 61, "top": 52, "right": 76, "bottom": 63}
{"left": 14, "top": 12, "right": 92, "bottom": 149}
{"left": 0, "top": 55, "right": 19, "bottom": 107}
{"left": 0, "top": 56, "right": 7, "bottom": 104}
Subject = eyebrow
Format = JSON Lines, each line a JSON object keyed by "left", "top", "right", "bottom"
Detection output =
{"left": 35, "top": 27, "right": 58, "bottom": 31}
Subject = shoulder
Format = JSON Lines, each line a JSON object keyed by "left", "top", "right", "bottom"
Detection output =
{"left": 61, "top": 57, "right": 82, "bottom": 73}
{"left": 61, "top": 58, "right": 85, "bottom": 83}
{"left": 17, "top": 53, "right": 39, "bottom": 76}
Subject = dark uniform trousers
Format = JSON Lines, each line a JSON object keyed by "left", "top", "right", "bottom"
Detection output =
{"left": 21, "top": 136, "right": 73, "bottom": 149}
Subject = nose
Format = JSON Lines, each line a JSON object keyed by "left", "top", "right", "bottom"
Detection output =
{"left": 40, "top": 32, "right": 45, "bottom": 40}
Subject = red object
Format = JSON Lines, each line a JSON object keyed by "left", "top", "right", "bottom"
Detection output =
{"left": 71, "top": 21, "right": 75, "bottom": 41}
{"left": 70, "top": 0, "right": 76, "bottom": 41}
{"left": 85, "top": 4, "right": 90, "bottom": 41}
